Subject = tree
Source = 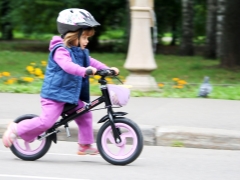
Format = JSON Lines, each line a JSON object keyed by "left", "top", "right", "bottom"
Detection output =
{"left": 180, "top": 0, "right": 194, "bottom": 56}
{"left": 154, "top": 0, "right": 181, "bottom": 46}
{"left": 76, "top": 0, "right": 126, "bottom": 51}
{"left": 216, "top": 0, "right": 226, "bottom": 58}
{"left": 7, "top": 0, "right": 126, "bottom": 51}
{"left": 204, "top": 0, "right": 217, "bottom": 59}
{"left": 220, "top": 0, "right": 240, "bottom": 67}
{"left": 10, "top": 0, "right": 79, "bottom": 35}
{"left": 0, "top": 0, "right": 13, "bottom": 40}
{"left": 193, "top": 0, "right": 207, "bottom": 43}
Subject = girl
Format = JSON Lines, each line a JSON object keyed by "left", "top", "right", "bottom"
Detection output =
{"left": 2, "top": 8, "right": 119, "bottom": 155}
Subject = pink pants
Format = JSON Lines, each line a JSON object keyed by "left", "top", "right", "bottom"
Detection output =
{"left": 17, "top": 98, "right": 94, "bottom": 144}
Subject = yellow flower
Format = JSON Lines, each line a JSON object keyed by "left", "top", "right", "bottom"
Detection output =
{"left": 94, "top": 75, "right": 101, "bottom": 80}
{"left": 26, "top": 66, "right": 34, "bottom": 72}
{"left": 4, "top": 78, "right": 15, "bottom": 85}
{"left": 89, "top": 78, "right": 95, "bottom": 83}
{"left": 158, "top": 83, "right": 164, "bottom": 88}
{"left": 177, "top": 85, "right": 184, "bottom": 89}
{"left": 106, "top": 77, "right": 113, "bottom": 84}
{"left": 119, "top": 75, "right": 125, "bottom": 80}
{"left": 0, "top": 73, "right": 2, "bottom": 78}
{"left": 38, "top": 75, "right": 45, "bottom": 79}
{"left": 172, "top": 78, "right": 179, "bottom": 81}
{"left": 30, "top": 63, "right": 36, "bottom": 66}
{"left": 22, "top": 77, "right": 34, "bottom": 83}
{"left": 2, "top": 72, "right": 11, "bottom": 76}
{"left": 34, "top": 68, "right": 43, "bottom": 76}
{"left": 41, "top": 61, "right": 47, "bottom": 66}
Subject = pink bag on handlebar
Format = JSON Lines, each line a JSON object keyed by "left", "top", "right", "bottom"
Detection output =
{"left": 107, "top": 84, "right": 130, "bottom": 106}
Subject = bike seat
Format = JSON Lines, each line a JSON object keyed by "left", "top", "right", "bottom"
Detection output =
{"left": 61, "top": 103, "right": 78, "bottom": 115}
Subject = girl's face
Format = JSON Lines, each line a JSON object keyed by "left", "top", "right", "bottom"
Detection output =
{"left": 79, "top": 35, "right": 90, "bottom": 49}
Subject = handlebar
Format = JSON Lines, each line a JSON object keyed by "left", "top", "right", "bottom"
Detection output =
{"left": 86, "top": 69, "right": 117, "bottom": 77}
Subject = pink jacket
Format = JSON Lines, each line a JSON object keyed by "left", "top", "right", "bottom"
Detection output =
{"left": 49, "top": 36, "right": 108, "bottom": 77}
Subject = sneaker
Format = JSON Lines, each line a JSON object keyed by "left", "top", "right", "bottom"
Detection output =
{"left": 77, "top": 144, "right": 99, "bottom": 155}
{"left": 2, "top": 122, "right": 17, "bottom": 148}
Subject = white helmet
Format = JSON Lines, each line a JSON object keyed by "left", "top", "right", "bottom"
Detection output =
{"left": 57, "top": 8, "right": 100, "bottom": 35}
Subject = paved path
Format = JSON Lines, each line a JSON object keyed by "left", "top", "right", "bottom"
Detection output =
{"left": 1, "top": 93, "right": 240, "bottom": 130}
{"left": 1, "top": 141, "right": 240, "bottom": 180}
{"left": 1, "top": 93, "right": 240, "bottom": 150}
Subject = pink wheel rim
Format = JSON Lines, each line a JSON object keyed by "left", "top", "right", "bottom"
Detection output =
{"left": 13, "top": 136, "right": 46, "bottom": 155}
{"left": 101, "top": 123, "right": 138, "bottom": 160}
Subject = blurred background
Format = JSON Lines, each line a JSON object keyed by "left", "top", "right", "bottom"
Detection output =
{"left": 0, "top": 0, "right": 240, "bottom": 99}
{"left": 0, "top": 0, "right": 230, "bottom": 57}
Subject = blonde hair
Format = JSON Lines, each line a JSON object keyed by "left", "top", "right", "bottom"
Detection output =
{"left": 63, "top": 28, "right": 95, "bottom": 47}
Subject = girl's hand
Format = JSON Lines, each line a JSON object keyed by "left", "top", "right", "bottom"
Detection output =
{"left": 86, "top": 66, "right": 97, "bottom": 75}
{"left": 110, "top": 67, "right": 119, "bottom": 75}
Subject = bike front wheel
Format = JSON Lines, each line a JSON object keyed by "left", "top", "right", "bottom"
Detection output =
{"left": 10, "top": 114, "right": 52, "bottom": 161}
{"left": 97, "top": 117, "right": 143, "bottom": 165}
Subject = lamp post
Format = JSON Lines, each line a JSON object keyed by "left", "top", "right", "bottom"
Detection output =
{"left": 124, "top": 0, "right": 159, "bottom": 91}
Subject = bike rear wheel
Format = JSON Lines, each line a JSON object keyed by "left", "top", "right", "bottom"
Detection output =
{"left": 10, "top": 114, "right": 52, "bottom": 161}
{"left": 97, "top": 117, "right": 143, "bottom": 165}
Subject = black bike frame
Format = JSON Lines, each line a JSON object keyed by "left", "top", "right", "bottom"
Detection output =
{"left": 48, "top": 78, "right": 123, "bottom": 144}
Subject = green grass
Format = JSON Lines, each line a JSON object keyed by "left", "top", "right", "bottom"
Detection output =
{"left": 0, "top": 50, "right": 240, "bottom": 100}
{"left": 0, "top": 51, "right": 48, "bottom": 72}
{"left": 12, "top": 30, "right": 124, "bottom": 41}
{"left": 151, "top": 55, "right": 240, "bottom": 84}
{"left": 99, "top": 29, "right": 124, "bottom": 40}
{"left": 171, "top": 141, "right": 185, "bottom": 147}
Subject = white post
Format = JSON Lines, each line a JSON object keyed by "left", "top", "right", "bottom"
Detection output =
{"left": 124, "top": 0, "right": 159, "bottom": 91}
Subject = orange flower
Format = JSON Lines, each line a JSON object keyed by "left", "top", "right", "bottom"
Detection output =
{"left": 178, "top": 80, "right": 187, "bottom": 85}
{"left": 177, "top": 85, "right": 183, "bottom": 89}
{"left": 158, "top": 83, "right": 164, "bottom": 88}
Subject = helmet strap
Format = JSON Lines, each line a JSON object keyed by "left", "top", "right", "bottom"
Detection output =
{"left": 61, "top": 34, "right": 65, "bottom": 39}
{"left": 77, "top": 29, "right": 83, "bottom": 47}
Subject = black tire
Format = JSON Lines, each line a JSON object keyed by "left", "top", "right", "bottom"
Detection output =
{"left": 97, "top": 117, "right": 143, "bottom": 165}
{"left": 10, "top": 114, "right": 52, "bottom": 161}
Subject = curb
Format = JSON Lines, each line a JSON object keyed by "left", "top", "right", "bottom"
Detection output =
{"left": 155, "top": 126, "right": 240, "bottom": 150}
{"left": 1, "top": 123, "right": 240, "bottom": 150}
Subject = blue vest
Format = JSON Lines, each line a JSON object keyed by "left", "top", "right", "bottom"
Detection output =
{"left": 41, "top": 44, "right": 90, "bottom": 104}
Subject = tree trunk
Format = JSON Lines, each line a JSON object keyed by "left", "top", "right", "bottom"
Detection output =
{"left": 216, "top": 0, "right": 226, "bottom": 58}
{"left": 170, "top": 22, "right": 177, "bottom": 46}
{"left": 204, "top": 0, "right": 217, "bottom": 59}
{"left": 0, "top": 0, "right": 13, "bottom": 40}
{"left": 179, "top": 0, "right": 194, "bottom": 56}
{"left": 125, "top": 0, "right": 131, "bottom": 52}
{"left": 220, "top": 0, "right": 240, "bottom": 67}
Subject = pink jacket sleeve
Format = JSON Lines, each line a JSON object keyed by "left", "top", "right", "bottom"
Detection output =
{"left": 53, "top": 48, "right": 109, "bottom": 77}
{"left": 53, "top": 47, "right": 86, "bottom": 77}
{"left": 90, "top": 57, "right": 109, "bottom": 70}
